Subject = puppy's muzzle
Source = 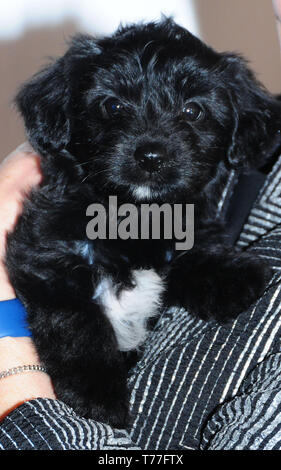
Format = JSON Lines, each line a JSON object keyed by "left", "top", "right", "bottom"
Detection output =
{"left": 134, "top": 143, "right": 168, "bottom": 172}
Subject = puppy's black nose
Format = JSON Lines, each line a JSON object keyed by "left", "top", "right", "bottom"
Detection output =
{"left": 134, "top": 143, "right": 167, "bottom": 172}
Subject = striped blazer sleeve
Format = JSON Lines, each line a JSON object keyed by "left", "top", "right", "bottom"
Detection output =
{"left": 201, "top": 351, "right": 281, "bottom": 450}
{"left": 0, "top": 399, "right": 140, "bottom": 450}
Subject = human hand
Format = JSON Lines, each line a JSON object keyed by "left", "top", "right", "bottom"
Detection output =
{"left": 0, "top": 143, "right": 42, "bottom": 300}
{"left": 0, "top": 144, "right": 55, "bottom": 419}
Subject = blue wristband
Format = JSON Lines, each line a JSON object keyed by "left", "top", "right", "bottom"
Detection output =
{"left": 0, "top": 299, "right": 32, "bottom": 338}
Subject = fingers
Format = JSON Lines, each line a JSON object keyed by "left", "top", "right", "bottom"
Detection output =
{"left": 0, "top": 142, "right": 43, "bottom": 256}
{"left": 0, "top": 143, "right": 43, "bottom": 300}
{"left": 0, "top": 142, "right": 42, "bottom": 191}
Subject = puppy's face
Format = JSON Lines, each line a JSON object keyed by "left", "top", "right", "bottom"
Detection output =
{"left": 69, "top": 30, "right": 233, "bottom": 201}
{"left": 16, "top": 21, "right": 281, "bottom": 203}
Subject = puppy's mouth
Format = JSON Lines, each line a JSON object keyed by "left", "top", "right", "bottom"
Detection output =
{"left": 129, "top": 176, "right": 188, "bottom": 202}
{"left": 123, "top": 143, "right": 181, "bottom": 200}
{"left": 126, "top": 167, "right": 180, "bottom": 201}
{"left": 102, "top": 144, "right": 187, "bottom": 201}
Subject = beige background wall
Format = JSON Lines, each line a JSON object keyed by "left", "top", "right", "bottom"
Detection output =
{"left": 194, "top": 0, "right": 281, "bottom": 93}
{"left": 0, "top": 0, "right": 280, "bottom": 161}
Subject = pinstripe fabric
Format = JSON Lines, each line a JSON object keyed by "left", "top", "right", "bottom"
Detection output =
{"left": 1, "top": 156, "right": 281, "bottom": 450}
{"left": 201, "top": 352, "right": 281, "bottom": 450}
{"left": 238, "top": 155, "right": 281, "bottom": 250}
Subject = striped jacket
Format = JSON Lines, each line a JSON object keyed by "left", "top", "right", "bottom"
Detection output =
{"left": 1, "top": 156, "right": 281, "bottom": 450}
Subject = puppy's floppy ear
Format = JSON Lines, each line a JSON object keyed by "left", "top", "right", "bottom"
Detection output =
{"left": 15, "top": 57, "right": 70, "bottom": 157}
{"left": 15, "top": 35, "right": 102, "bottom": 159}
{"left": 220, "top": 54, "right": 281, "bottom": 169}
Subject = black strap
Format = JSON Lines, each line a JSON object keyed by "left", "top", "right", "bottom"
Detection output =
{"left": 224, "top": 170, "right": 266, "bottom": 245}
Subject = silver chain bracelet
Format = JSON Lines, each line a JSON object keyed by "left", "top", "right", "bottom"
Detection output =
{"left": 0, "top": 364, "right": 47, "bottom": 380}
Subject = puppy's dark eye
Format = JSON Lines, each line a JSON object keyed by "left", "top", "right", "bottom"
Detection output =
{"left": 102, "top": 98, "right": 124, "bottom": 117}
{"left": 182, "top": 102, "right": 204, "bottom": 122}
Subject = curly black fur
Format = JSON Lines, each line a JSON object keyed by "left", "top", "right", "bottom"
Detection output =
{"left": 6, "top": 19, "right": 281, "bottom": 427}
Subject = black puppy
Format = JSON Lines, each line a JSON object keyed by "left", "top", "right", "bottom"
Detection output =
{"left": 6, "top": 19, "right": 281, "bottom": 427}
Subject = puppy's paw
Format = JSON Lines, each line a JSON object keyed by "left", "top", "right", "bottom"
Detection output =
{"left": 190, "top": 256, "right": 271, "bottom": 322}
{"left": 170, "top": 254, "right": 272, "bottom": 323}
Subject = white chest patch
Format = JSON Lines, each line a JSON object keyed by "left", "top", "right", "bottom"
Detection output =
{"left": 132, "top": 185, "right": 152, "bottom": 200}
{"left": 93, "top": 269, "right": 165, "bottom": 351}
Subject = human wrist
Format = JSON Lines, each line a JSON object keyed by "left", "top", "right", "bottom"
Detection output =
{"left": 0, "top": 336, "right": 39, "bottom": 371}
{"left": 0, "top": 372, "right": 56, "bottom": 420}
{"left": 0, "top": 337, "right": 56, "bottom": 419}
